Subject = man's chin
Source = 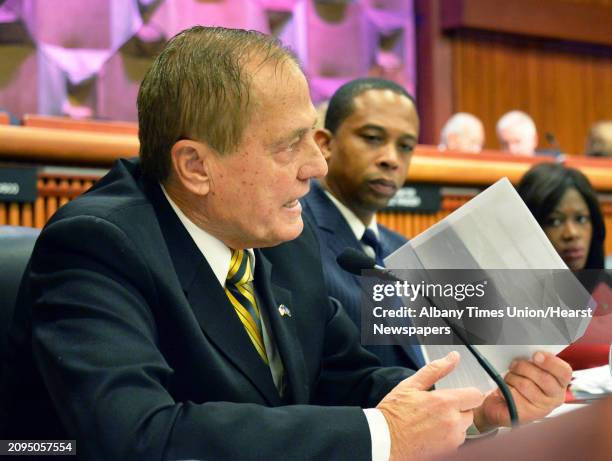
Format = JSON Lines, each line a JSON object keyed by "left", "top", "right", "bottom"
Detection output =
{"left": 258, "top": 218, "right": 304, "bottom": 248}
{"left": 361, "top": 197, "right": 392, "bottom": 214}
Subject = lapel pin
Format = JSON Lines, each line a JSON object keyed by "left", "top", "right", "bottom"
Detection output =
{"left": 278, "top": 304, "right": 292, "bottom": 317}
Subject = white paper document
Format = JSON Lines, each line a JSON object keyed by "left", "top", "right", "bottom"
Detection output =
{"left": 571, "top": 365, "right": 612, "bottom": 396}
{"left": 384, "top": 178, "right": 592, "bottom": 393}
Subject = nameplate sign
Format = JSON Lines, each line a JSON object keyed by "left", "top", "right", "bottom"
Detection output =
{"left": 384, "top": 183, "right": 441, "bottom": 213}
{"left": 0, "top": 166, "right": 37, "bottom": 203}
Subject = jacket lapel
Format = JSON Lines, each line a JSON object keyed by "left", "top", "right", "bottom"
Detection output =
{"left": 306, "top": 182, "right": 424, "bottom": 369}
{"left": 254, "top": 250, "right": 309, "bottom": 404}
{"left": 305, "top": 181, "right": 363, "bottom": 257}
{"left": 145, "top": 181, "right": 281, "bottom": 406}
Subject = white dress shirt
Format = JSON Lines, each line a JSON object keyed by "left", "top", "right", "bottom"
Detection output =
{"left": 323, "top": 190, "right": 382, "bottom": 259}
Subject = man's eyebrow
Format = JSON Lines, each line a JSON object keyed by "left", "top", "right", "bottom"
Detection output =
{"left": 268, "top": 126, "right": 311, "bottom": 150}
{"left": 400, "top": 134, "right": 418, "bottom": 143}
{"left": 358, "top": 124, "right": 418, "bottom": 142}
{"left": 358, "top": 123, "right": 385, "bottom": 132}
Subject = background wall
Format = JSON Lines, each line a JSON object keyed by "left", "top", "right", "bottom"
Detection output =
{"left": 2, "top": 0, "right": 611, "bottom": 156}
{"left": 0, "top": 0, "right": 416, "bottom": 121}
{"left": 416, "top": 0, "right": 612, "bottom": 155}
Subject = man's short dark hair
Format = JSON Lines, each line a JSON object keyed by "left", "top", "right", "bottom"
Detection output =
{"left": 137, "top": 26, "right": 297, "bottom": 182}
{"left": 324, "top": 78, "right": 415, "bottom": 134}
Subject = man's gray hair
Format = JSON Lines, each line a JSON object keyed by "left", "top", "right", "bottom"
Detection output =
{"left": 439, "top": 112, "right": 483, "bottom": 147}
{"left": 496, "top": 110, "right": 536, "bottom": 138}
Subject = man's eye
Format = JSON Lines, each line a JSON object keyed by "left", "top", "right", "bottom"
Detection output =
{"left": 361, "top": 134, "right": 383, "bottom": 144}
{"left": 287, "top": 137, "right": 301, "bottom": 151}
{"left": 399, "top": 144, "right": 415, "bottom": 154}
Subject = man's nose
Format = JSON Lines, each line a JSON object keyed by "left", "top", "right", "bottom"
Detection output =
{"left": 298, "top": 138, "right": 328, "bottom": 180}
{"left": 377, "top": 144, "right": 400, "bottom": 170}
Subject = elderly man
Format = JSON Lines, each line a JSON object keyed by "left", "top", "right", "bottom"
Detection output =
{"left": 439, "top": 112, "right": 485, "bottom": 153}
{"left": 496, "top": 110, "right": 538, "bottom": 156}
{"left": 2, "top": 28, "right": 570, "bottom": 461}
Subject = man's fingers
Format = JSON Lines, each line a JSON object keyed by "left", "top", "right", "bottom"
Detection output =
{"left": 508, "top": 360, "right": 562, "bottom": 398}
{"left": 531, "top": 352, "right": 572, "bottom": 388}
{"left": 504, "top": 373, "right": 545, "bottom": 407}
{"left": 437, "top": 388, "right": 486, "bottom": 411}
{"left": 404, "top": 351, "right": 461, "bottom": 391}
{"left": 460, "top": 409, "right": 476, "bottom": 432}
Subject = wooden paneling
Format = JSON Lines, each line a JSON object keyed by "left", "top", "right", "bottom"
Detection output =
{"left": 440, "top": 0, "right": 612, "bottom": 46}
{"left": 1, "top": 169, "right": 611, "bottom": 256}
{"left": 1, "top": 125, "right": 612, "bottom": 256}
{"left": 0, "top": 125, "right": 138, "bottom": 166}
{"left": 452, "top": 30, "right": 612, "bottom": 156}
{"left": 415, "top": 0, "right": 612, "bottom": 155}
{"left": 414, "top": 0, "right": 453, "bottom": 145}
{"left": 22, "top": 114, "right": 138, "bottom": 135}
{"left": 2, "top": 124, "right": 612, "bottom": 188}
{"left": 0, "top": 173, "right": 96, "bottom": 228}
{"left": 380, "top": 193, "right": 612, "bottom": 257}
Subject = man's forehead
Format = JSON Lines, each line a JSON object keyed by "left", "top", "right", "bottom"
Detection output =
{"left": 243, "top": 59, "right": 316, "bottom": 141}
{"left": 249, "top": 59, "right": 304, "bottom": 95}
{"left": 347, "top": 89, "right": 417, "bottom": 127}
{"left": 351, "top": 89, "right": 414, "bottom": 113}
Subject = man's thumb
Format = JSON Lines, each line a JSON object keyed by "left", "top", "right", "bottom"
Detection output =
{"left": 405, "top": 351, "right": 460, "bottom": 391}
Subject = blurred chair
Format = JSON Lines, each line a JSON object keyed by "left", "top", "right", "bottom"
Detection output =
{"left": 0, "top": 226, "right": 40, "bottom": 360}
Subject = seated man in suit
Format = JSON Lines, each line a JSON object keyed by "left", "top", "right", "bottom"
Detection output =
{"left": 1, "top": 27, "right": 571, "bottom": 461}
{"left": 302, "top": 78, "right": 424, "bottom": 369}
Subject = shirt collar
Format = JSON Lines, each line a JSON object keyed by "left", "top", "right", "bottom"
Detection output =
{"left": 323, "top": 189, "right": 379, "bottom": 241}
{"left": 161, "top": 185, "right": 254, "bottom": 286}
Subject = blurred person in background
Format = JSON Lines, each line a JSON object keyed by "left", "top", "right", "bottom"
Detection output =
{"left": 517, "top": 163, "right": 610, "bottom": 370}
{"left": 497, "top": 110, "right": 538, "bottom": 156}
{"left": 585, "top": 120, "right": 612, "bottom": 158}
{"left": 438, "top": 112, "right": 484, "bottom": 153}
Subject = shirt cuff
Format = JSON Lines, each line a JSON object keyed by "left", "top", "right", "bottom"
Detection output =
{"left": 363, "top": 408, "right": 391, "bottom": 461}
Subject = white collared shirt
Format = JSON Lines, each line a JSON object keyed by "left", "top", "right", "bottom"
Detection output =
{"left": 323, "top": 190, "right": 381, "bottom": 259}
{"left": 160, "top": 186, "right": 286, "bottom": 392}
{"left": 162, "top": 186, "right": 390, "bottom": 461}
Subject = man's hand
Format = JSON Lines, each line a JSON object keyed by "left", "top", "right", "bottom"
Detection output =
{"left": 475, "top": 351, "right": 572, "bottom": 431}
{"left": 377, "top": 351, "right": 485, "bottom": 461}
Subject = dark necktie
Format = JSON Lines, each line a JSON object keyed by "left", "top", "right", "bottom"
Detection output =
{"left": 361, "top": 228, "right": 385, "bottom": 267}
{"left": 362, "top": 229, "right": 425, "bottom": 368}
{"left": 225, "top": 249, "right": 269, "bottom": 365}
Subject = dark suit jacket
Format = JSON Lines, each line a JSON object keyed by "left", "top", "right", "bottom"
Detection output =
{"left": 302, "top": 181, "right": 423, "bottom": 370}
{"left": 0, "top": 159, "right": 409, "bottom": 461}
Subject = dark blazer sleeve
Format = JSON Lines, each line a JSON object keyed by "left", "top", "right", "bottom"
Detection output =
{"left": 26, "top": 214, "right": 402, "bottom": 461}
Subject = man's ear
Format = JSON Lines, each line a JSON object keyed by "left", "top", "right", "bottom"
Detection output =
{"left": 314, "top": 129, "right": 333, "bottom": 162}
{"left": 170, "top": 139, "right": 214, "bottom": 196}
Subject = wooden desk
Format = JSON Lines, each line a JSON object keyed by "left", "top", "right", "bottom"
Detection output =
{"left": 1, "top": 125, "right": 611, "bottom": 255}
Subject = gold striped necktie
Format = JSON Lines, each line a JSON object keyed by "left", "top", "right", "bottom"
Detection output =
{"left": 225, "top": 249, "right": 269, "bottom": 365}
